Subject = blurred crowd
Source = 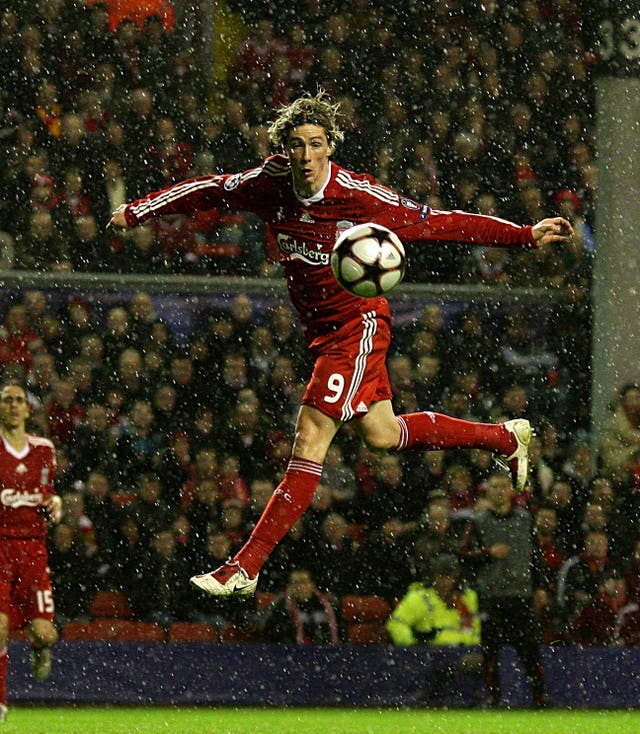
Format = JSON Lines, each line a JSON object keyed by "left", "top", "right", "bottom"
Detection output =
{"left": 1, "top": 0, "right": 595, "bottom": 286}
{"left": 1, "top": 0, "right": 633, "bottom": 650}
{"left": 0, "top": 285, "right": 638, "bottom": 650}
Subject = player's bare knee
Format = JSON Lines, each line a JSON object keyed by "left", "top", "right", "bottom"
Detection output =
{"left": 362, "top": 432, "right": 396, "bottom": 453}
{"left": 29, "top": 619, "right": 58, "bottom": 648}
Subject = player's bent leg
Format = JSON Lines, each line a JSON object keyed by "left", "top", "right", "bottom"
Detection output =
{"left": 28, "top": 618, "right": 58, "bottom": 682}
{"left": 391, "top": 409, "right": 532, "bottom": 492}
{"left": 191, "top": 406, "right": 340, "bottom": 597}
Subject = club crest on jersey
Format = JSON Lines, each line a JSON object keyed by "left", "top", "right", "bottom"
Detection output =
{"left": 16, "top": 463, "right": 27, "bottom": 475}
{"left": 1, "top": 488, "right": 44, "bottom": 508}
{"left": 336, "top": 220, "right": 355, "bottom": 236}
{"left": 300, "top": 211, "right": 315, "bottom": 223}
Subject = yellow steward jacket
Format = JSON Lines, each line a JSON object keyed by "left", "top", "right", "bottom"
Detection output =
{"left": 386, "top": 583, "right": 481, "bottom": 646}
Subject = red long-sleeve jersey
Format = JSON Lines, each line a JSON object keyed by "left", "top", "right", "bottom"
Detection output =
{"left": 125, "top": 155, "right": 536, "bottom": 350}
{"left": 0, "top": 433, "right": 57, "bottom": 540}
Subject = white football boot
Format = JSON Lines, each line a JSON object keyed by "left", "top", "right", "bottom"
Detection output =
{"left": 191, "top": 560, "right": 258, "bottom": 597}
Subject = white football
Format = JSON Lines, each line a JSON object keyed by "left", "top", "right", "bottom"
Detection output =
{"left": 331, "top": 222, "right": 406, "bottom": 298}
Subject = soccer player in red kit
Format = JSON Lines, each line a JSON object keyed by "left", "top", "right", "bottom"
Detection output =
{"left": 0, "top": 383, "right": 61, "bottom": 722}
{"left": 109, "top": 91, "right": 573, "bottom": 597}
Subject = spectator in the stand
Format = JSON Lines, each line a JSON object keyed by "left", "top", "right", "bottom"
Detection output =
{"left": 45, "top": 379, "right": 85, "bottom": 446}
{"left": 247, "top": 325, "right": 279, "bottom": 387}
{"left": 83, "top": 470, "right": 122, "bottom": 579}
{"left": 129, "top": 472, "right": 175, "bottom": 548}
{"left": 309, "top": 511, "right": 360, "bottom": 597}
{"left": 129, "top": 528, "right": 191, "bottom": 627}
{"left": 461, "top": 470, "right": 547, "bottom": 708}
{"left": 102, "top": 306, "right": 133, "bottom": 373}
{"left": 218, "top": 454, "right": 250, "bottom": 508}
{"left": 67, "top": 357, "right": 101, "bottom": 406}
{"left": 121, "top": 87, "right": 158, "bottom": 190}
{"left": 224, "top": 397, "right": 269, "bottom": 482}
{"left": 411, "top": 495, "right": 463, "bottom": 581}
{"left": 189, "top": 406, "right": 216, "bottom": 454}
{"left": 321, "top": 444, "right": 357, "bottom": 519}
{"left": 245, "top": 477, "right": 275, "bottom": 529}
{"left": 220, "top": 500, "right": 248, "bottom": 545}
{"left": 21, "top": 291, "right": 51, "bottom": 339}
{"left": 567, "top": 567, "right": 640, "bottom": 647}
{"left": 532, "top": 506, "right": 567, "bottom": 641}
{"left": 60, "top": 299, "right": 94, "bottom": 363}
{"left": 186, "top": 478, "right": 222, "bottom": 552}
{"left": 26, "top": 351, "right": 59, "bottom": 405}
{"left": 413, "top": 354, "right": 445, "bottom": 412}
{"left": 114, "top": 400, "right": 164, "bottom": 487}
{"left": 599, "top": 383, "right": 640, "bottom": 488}
{"left": 168, "top": 352, "right": 208, "bottom": 418}
{"left": 112, "top": 348, "right": 148, "bottom": 408}
{"left": 443, "top": 462, "right": 476, "bottom": 511}
{"left": 48, "top": 523, "right": 95, "bottom": 624}
{"left": 359, "top": 516, "right": 416, "bottom": 603}
{"left": 561, "top": 439, "right": 596, "bottom": 500}
{"left": 556, "top": 529, "right": 614, "bottom": 633}
{"left": 171, "top": 513, "right": 199, "bottom": 566}
{"left": 261, "top": 568, "right": 341, "bottom": 644}
{"left": 151, "top": 384, "right": 180, "bottom": 435}
{"left": 497, "top": 312, "right": 558, "bottom": 418}
{"left": 129, "top": 292, "right": 157, "bottom": 349}
{"left": 156, "top": 430, "right": 193, "bottom": 508}
{"left": 544, "top": 477, "right": 582, "bottom": 556}
{"left": 0, "top": 304, "right": 44, "bottom": 373}
{"left": 68, "top": 403, "right": 114, "bottom": 481}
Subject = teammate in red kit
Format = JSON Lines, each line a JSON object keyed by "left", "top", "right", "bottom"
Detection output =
{"left": 110, "top": 91, "right": 573, "bottom": 597}
{"left": 0, "top": 382, "right": 61, "bottom": 722}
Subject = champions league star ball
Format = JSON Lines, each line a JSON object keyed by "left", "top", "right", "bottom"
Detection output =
{"left": 331, "top": 222, "right": 406, "bottom": 298}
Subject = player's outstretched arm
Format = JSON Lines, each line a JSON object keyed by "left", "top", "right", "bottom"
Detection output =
{"left": 531, "top": 217, "right": 574, "bottom": 247}
{"left": 107, "top": 204, "right": 130, "bottom": 229}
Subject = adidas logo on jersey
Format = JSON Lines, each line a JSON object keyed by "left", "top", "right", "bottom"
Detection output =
{"left": 356, "top": 402, "right": 368, "bottom": 413}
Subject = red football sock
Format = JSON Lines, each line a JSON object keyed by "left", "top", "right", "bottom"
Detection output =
{"left": 0, "top": 646, "right": 7, "bottom": 707}
{"left": 234, "top": 457, "right": 323, "bottom": 578}
{"left": 395, "top": 411, "right": 514, "bottom": 454}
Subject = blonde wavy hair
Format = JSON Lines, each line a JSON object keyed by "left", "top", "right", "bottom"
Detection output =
{"left": 267, "top": 90, "right": 344, "bottom": 152}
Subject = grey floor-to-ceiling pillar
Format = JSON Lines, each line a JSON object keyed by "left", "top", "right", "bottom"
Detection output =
{"left": 592, "top": 6, "right": 640, "bottom": 441}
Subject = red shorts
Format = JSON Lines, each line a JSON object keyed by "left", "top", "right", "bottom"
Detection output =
{"left": 302, "top": 310, "right": 393, "bottom": 422}
{"left": 0, "top": 538, "right": 54, "bottom": 629}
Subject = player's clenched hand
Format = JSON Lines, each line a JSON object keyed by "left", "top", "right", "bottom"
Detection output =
{"left": 532, "top": 217, "right": 574, "bottom": 247}
{"left": 107, "top": 204, "right": 129, "bottom": 229}
{"left": 43, "top": 495, "right": 63, "bottom": 524}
